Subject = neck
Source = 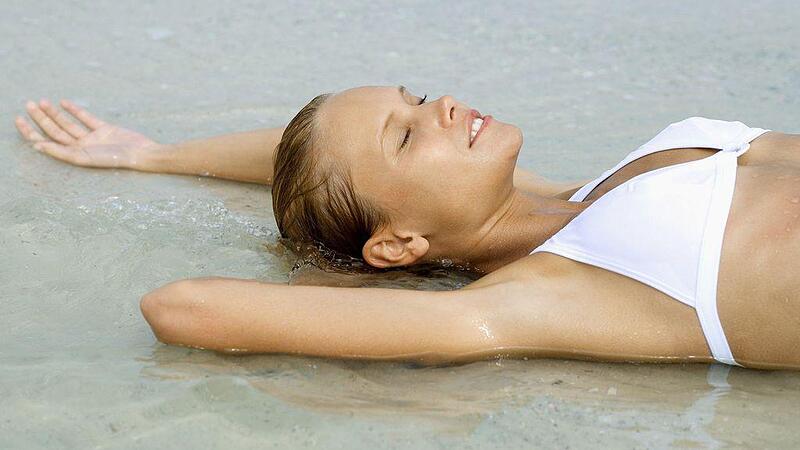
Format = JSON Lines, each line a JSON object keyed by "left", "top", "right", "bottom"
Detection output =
{"left": 432, "top": 188, "right": 587, "bottom": 273}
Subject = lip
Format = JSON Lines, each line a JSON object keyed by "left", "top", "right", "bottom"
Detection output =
{"left": 468, "top": 109, "right": 481, "bottom": 147}
{"left": 468, "top": 112, "right": 492, "bottom": 148}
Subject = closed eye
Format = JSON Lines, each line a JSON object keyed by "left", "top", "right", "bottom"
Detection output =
{"left": 400, "top": 94, "right": 427, "bottom": 150}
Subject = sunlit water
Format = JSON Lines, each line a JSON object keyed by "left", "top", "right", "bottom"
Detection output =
{"left": 2, "top": 0, "right": 799, "bottom": 448}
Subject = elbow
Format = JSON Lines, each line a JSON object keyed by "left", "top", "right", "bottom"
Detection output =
{"left": 139, "top": 289, "right": 168, "bottom": 340}
{"left": 140, "top": 279, "right": 204, "bottom": 345}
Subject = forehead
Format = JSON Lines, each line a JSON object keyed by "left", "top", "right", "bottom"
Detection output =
{"left": 316, "top": 86, "right": 399, "bottom": 154}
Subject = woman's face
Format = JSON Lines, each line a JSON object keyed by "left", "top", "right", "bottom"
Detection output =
{"left": 315, "top": 85, "right": 523, "bottom": 246}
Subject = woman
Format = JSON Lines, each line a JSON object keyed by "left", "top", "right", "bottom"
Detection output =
{"left": 14, "top": 88, "right": 800, "bottom": 369}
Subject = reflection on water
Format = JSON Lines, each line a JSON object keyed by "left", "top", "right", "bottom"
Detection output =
{"left": 682, "top": 365, "right": 731, "bottom": 449}
{"left": 139, "top": 346, "right": 800, "bottom": 447}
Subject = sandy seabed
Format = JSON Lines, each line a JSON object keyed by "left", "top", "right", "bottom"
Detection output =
{"left": 2, "top": 0, "right": 799, "bottom": 448}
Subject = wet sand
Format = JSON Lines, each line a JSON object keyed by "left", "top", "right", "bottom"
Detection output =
{"left": 2, "top": 0, "right": 799, "bottom": 448}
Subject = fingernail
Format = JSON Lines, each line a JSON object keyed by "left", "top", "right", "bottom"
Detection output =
{"left": 26, "top": 101, "right": 36, "bottom": 110}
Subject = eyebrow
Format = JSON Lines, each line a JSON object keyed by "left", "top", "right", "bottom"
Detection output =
{"left": 380, "top": 85, "right": 406, "bottom": 153}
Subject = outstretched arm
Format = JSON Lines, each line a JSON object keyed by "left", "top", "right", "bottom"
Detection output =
{"left": 140, "top": 252, "right": 716, "bottom": 366}
{"left": 140, "top": 127, "right": 283, "bottom": 185}
{"left": 140, "top": 277, "right": 495, "bottom": 365}
{"left": 15, "top": 98, "right": 283, "bottom": 185}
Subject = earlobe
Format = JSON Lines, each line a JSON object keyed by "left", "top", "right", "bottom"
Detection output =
{"left": 362, "top": 230, "right": 429, "bottom": 268}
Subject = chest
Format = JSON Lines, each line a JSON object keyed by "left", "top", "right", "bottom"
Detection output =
{"left": 581, "top": 131, "right": 800, "bottom": 202}
{"left": 562, "top": 133, "right": 800, "bottom": 306}
{"left": 582, "top": 147, "right": 719, "bottom": 202}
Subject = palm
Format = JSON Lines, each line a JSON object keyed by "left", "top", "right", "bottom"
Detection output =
{"left": 15, "top": 99, "right": 159, "bottom": 168}
{"left": 71, "top": 125, "right": 157, "bottom": 167}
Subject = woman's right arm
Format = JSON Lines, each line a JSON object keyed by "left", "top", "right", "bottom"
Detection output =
{"left": 15, "top": 98, "right": 284, "bottom": 186}
{"left": 140, "top": 277, "right": 499, "bottom": 365}
{"left": 140, "top": 254, "right": 714, "bottom": 365}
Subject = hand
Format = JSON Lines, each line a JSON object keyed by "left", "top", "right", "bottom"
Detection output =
{"left": 15, "top": 99, "right": 161, "bottom": 169}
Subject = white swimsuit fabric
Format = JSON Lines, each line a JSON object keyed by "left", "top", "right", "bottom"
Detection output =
{"left": 531, "top": 117, "right": 770, "bottom": 366}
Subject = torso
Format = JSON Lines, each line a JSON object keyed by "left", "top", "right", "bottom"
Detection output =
{"left": 714, "top": 132, "right": 800, "bottom": 367}
{"left": 588, "top": 132, "right": 800, "bottom": 365}
{"left": 474, "top": 131, "right": 800, "bottom": 368}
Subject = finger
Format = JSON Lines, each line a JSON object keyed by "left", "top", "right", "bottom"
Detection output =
{"left": 40, "top": 99, "right": 88, "bottom": 139}
{"left": 26, "top": 100, "right": 76, "bottom": 145}
{"left": 14, "top": 116, "right": 47, "bottom": 143}
{"left": 32, "top": 141, "right": 90, "bottom": 166}
{"left": 60, "top": 99, "right": 107, "bottom": 130}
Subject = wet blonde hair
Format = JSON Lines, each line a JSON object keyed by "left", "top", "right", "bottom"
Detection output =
{"left": 272, "top": 93, "right": 390, "bottom": 260}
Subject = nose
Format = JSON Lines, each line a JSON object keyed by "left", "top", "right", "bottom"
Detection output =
{"left": 436, "top": 95, "right": 457, "bottom": 128}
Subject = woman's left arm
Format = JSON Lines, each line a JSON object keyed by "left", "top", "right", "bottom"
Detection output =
{"left": 15, "top": 98, "right": 283, "bottom": 186}
{"left": 139, "top": 127, "right": 284, "bottom": 185}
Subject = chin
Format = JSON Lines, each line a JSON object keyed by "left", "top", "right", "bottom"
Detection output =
{"left": 497, "top": 125, "right": 523, "bottom": 185}
{"left": 510, "top": 125, "right": 523, "bottom": 155}
{"left": 496, "top": 123, "right": 523, "bottom": 162}
{"left": 472, "top": 121, "right": 523, "bottom": 184}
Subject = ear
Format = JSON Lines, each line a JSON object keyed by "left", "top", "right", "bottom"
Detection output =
{"left": 362, "top": 228, "right": 430, "bottom": 269}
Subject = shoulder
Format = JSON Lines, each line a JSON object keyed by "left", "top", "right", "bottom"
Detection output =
{"left": 456, "top": 253, "right": 711, "bottom": 363}
{"left": 465, "top": 252, "right": 567, "bottom": 290}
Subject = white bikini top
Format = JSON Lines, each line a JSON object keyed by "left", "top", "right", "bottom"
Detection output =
{"left": 531, "top": 117, "right": 770, "bottom": 366}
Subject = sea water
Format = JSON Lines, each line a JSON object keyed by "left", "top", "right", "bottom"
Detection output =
{"left": 2, "top": 0, "right": 799, "bottom": 448}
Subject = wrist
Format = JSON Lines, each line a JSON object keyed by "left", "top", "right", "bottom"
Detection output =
{"left": 132, "top": 142, "right": 173, "bottom": 172}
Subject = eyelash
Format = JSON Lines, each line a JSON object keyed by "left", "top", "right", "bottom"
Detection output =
{"left": 400, "top": 95, "right": 427, "bottom": 149}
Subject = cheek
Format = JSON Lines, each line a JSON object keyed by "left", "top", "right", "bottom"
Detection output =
{"left": 398, "top": 135, "right": 516, "bottom": 205}
{"left": 411, "top": 146, "right": 508, "bottom": 196}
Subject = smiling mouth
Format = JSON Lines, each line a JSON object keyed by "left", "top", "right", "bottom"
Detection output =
{"left": 470, "top": 117, "right": 484, "bottom": 144}
{"left": 469, "top": 115, "right": 492, "bottom": 147}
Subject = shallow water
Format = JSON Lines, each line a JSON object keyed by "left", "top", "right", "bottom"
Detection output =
{"left": 2, "top": 0, "right": 800, "bottom": 448}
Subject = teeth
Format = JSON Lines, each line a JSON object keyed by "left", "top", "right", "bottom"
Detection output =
{"left": 470, "top": 118, "right": 484, "bottom": 144}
